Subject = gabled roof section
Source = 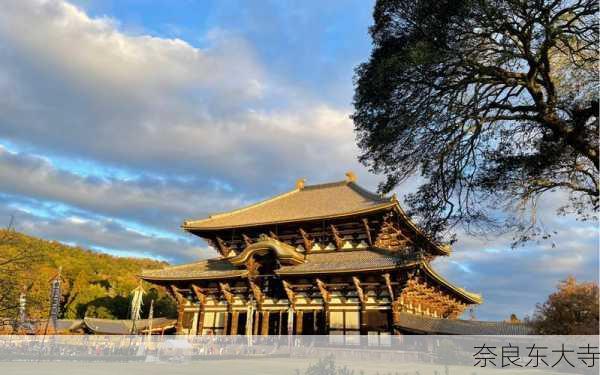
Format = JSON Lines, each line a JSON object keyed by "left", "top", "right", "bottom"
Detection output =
{"left": 182, "top": 175, "right": 395, "bottom": 231}
{"left": 395, "top": 313, "right": 533, "bottom": 335}
{"left": 420, "top": 262, "right": 482, "bottom": 304}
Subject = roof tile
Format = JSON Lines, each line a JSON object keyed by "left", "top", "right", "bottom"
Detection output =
{"left": 183, "top": 181, "right": 393, "bottom": 230}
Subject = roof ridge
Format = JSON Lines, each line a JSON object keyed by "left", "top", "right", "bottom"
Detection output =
{"left": 302, "top": 180, "right": 347, "bottom": 190}
{"left": 346, "top": 181, "right": 390, "bottom": 202}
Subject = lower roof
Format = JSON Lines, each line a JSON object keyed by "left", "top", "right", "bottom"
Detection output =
{"left": 140, "top": 248, "right": 481, "bottom": 304}
{"left": 83, "top": 318, "right": 176, "bottom": 334}
{"left": 140, "top": 248, "right": 419, "bottom": 281}
{"left": 395, "top": 312, "right": 534, "bottom": 335}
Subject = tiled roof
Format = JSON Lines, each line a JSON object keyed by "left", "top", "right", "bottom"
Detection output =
{"left": 395, "top": 312, "right": 534, "bottom": 335}
{"left": 182, "top": 180, "right": 394, "bottom": 230}
{"left": 277, "top": 249, "right": 417, "bottom": 275}
{"left": 140, "top": 249, "right": 419, "bottom": 281}
{"left": 141, "top": 258, "right": 244, "bottom": 280}
{"left": 54, "top": 319, "right": 83, "bottom": 331}
{"left": 83, "top": 318, "right": 176, "bottom": 334}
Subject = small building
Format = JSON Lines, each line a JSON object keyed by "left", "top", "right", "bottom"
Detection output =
{"left": 141, "top": 173, "right": 483, "bottom": 335}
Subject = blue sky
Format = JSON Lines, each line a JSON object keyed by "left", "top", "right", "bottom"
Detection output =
{"left": 0, "top": 0, "right": 597, "bottom": 321}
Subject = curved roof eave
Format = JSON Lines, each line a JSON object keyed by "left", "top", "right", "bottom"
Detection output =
{"left": 420, "top": 261, "right": 483, "bottom": 304}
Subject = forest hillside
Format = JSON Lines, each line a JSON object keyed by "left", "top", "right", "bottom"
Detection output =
{"left": 0, "top": 229, "right": 176, "bottom": 320}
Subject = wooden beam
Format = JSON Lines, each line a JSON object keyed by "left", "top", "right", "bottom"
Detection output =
{"left": 242, "top": 234, "right": 253, "bottom": 247}
{"left": 315, "top": 279, "right": 330, "bottom": 334}
{"left": 249, "top": 280, "right": 264, "bottom": 307}
{"left": 215, "top": 237, "right": 231, "bottom": 257}
{"left": 219, "top": 282, "right": 234, "bottom": 308}
{"left": 298, "top": 228, "right": 314, "bottom": 253}
{"left": 245, "top": 257, "right": 260, "bottom": 280}
{"left": 170, "top": 285, "right": 185, "bottom": 304}
{"left": 315, "top": 279, "right": 331, "bottom": 304}
{"left": 191, "top": 284, "right": 206, "bottom": 335}
{"left": 170, "top": 285, "right": 185, "bottom": 333}
{"left": 362, "top": 218, "right": 372, "bottom": 246}
{"left": 282, "top": 280, "right": 296, "bottom": 310}
{"left": 191, "top": 284, "right": 207, "bottom": 306}
{"left": 382, "top": 273, "right": 394, "bottom": 301}
{"left": 330, "top": 224, "right": 344, "bottom": 249}
{"left": 352, "top": 276, "right": 366, "bottom": 305}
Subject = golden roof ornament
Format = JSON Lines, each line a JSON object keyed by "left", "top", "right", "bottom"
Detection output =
{"left": 295, "top": 178, "right": 306, "bottom": 190}
{"left": 345, "top": 171, "right": 357, "bottom": 182}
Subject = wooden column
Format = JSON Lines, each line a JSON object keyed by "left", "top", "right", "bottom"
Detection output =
{"left": 316, "top": 279, "right": 331, "bottom": 334}
{"left": 353, "top": 276, "right": 368, "bottom": 335}
{"left": 260, "top": 311, "right": 270, "bottom": 336}
{"left": 191, "top": 284, "right": 206, "bottom": 336}
{"left": 219, "top": 282, "right": 234, "bottom": 336}
{"left": 222, "top": 311, "right": 230, "bottom": 335}
{"left": 253, "top": 311, "right": 260, "bottom": 336}
{"left": 170, "top": 285, "right": 185, "bottom": 334}
{"left": 295, "top": 310, "right": 304, "bottom": 334}
{"left": 230, "top": 311, "right": 239, "bottom": 335}
{"left": 277, "top": 310, "right": 283, "bottom": 336}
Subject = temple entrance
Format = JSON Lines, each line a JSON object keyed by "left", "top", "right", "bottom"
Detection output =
{"left": 301, "top": 310, "right": 326, "bottom": 334}
{"left": 267, "top": 310, "right": 290, "bottom": 335}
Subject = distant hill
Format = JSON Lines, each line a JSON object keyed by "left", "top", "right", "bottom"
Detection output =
{"left": 0, "top": 229, "right": 176, "bottom": 320}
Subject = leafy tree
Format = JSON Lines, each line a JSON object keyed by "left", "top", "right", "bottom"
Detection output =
{"left": 530, "top": 276, "right": 599, "bottom": 334}
{"left": 0, "top": 219, "right": 44, "bottom": 317}
{"left": 353, "top": 0, "right": 598, "bottom": 242}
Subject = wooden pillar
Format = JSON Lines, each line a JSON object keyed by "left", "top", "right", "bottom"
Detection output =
{"left": 176, "top": 305, "right": 185, "bottom": 333}
{"left": 253, "top": 311, "right": 260, "bottom": 336}
{"left": 295, "top": 310, "right": 304, "bottom": 335}
{"left": 316, "top": 279, "right": 331, "bottom": 335}
{"left": 277, "top": 311, "right": 283, "bottom": 336}
{"left": 353, "top": 276, "right": 368, "bottom": 335}
{"left": 260, "top": 311, "right": 270, "bottom": 336}
{"left": 171, "top": 286, "right": 186, "bottom": 334}
{"left": 222, "top": 311, "right": 230, "bottom": 335}
{"left": 360, "top": 306, "right": 368, "bottom": 335}
{"left": 230, "top": 311, "right": 239, "bottom": 335}
{"left": 191, "top": 284, "right": 207, "bottom": 336}
{"left": 196, "top": 308, "right": 205, "bottom": 335}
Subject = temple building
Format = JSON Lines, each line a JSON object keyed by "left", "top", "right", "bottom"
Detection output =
{"left": 141, "top": 173, "right": 485, "bottom": 336}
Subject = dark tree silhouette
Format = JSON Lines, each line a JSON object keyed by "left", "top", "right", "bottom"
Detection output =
{"left": 353, "top": 0, "right": 598, "bottom": 242}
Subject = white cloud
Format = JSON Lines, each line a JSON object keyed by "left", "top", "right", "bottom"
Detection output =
{"left": 0, "top": 0, "right": 370, "bottom": 194}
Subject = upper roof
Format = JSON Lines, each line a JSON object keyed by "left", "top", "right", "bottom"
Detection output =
{"left": 182, "top": 175, "right": 395, "bottom": 231}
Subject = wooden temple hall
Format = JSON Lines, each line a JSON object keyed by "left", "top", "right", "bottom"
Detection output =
{"left": 141, "top": 173, "right": 483, "bottom": 336}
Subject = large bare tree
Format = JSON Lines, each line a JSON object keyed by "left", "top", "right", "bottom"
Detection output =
{"left": 353, "top": 0, "right": 598, "bottom": 242}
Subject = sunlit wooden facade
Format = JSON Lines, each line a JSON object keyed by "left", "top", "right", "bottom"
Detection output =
{"left": 141, "top": 173, "right": 482, "bottom": 335}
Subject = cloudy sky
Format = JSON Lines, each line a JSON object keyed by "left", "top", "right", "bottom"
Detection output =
{"left": 0, "top": 0, "right": 597, "bottom": 320}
